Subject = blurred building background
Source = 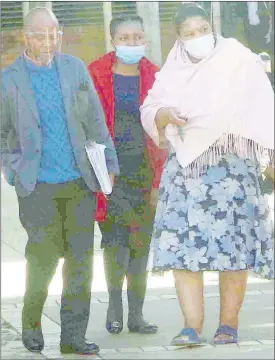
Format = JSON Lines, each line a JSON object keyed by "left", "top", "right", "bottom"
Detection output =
{"left": 1, "top": 1, "right": 274, "bottom": 68}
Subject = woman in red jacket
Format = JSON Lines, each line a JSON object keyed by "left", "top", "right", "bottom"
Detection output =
{"left": 88, "top": 15, "right": 167, "bottom": 335}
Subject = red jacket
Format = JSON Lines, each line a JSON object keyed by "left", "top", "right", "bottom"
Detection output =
{"left": 88, "top": 52, "right": 167, "bottom": 222}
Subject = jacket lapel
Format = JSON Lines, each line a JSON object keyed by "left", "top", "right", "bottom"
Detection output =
{"left": 10, "top": 56, "right": 39, "bottom": 120}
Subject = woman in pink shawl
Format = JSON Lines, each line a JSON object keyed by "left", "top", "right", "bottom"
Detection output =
{"left": 141, "top": 2, "right": 274, "bottom": 347}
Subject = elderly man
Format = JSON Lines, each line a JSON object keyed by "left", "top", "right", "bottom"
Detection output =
{"left": 1, "top": 7, "right": 119, "bottom": 356}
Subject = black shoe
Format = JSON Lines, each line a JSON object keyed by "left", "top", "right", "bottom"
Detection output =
{"left": 106, "top": 319, "right": 123, "bottom": 334}
{"left": 60, "top": 341, "right": 100, "bottom": 355}
{"left": 128, "top": 318, "right": 158, "bottom": 334}
{"left": 106, "top": 297, "right": 123, "bottom": 334}
{"left": 22, "top": 324, "right": 44, "bottom": 353}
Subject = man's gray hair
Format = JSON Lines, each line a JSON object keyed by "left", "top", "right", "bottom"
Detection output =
{"left": 24, "top": 7, "right": 59, "bottom": 29}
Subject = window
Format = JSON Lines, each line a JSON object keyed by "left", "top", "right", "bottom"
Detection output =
{"left": 1, "top": 1, "right": 23, "bottom": 30}
{"left": 159, "top": 1, "right": 179, "bottom": 24}
{"left": 112, "top": 1, "right": 137, "bottom": 17}
{"left": 52, "top": 1, "right": 104, "bottom": 26}
{"left": 159, "top": 1, "right": 211, "bottom": 24}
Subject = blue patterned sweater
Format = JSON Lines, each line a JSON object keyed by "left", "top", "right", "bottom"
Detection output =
{"left": 25, "top": 58, "right": 81, "bottom": 183}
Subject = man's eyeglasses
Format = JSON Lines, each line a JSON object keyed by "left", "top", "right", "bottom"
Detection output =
{"left": 25, "top": 30, "right": 63, "bottom": 42}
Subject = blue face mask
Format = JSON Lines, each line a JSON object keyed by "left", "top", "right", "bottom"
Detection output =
{"left": 115, "top": 45, "right": 146, "bottom": 64}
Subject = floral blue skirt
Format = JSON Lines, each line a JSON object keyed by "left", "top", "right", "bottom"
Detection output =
{"left": 148, "top": 153, "right": 274, "bottom": 279}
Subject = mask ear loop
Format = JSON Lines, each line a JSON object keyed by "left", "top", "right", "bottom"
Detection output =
{"left": 57, "top": 26, "right": 63, "bottom": 53}
{"left": 45, "top": 28, "right": 53, "bottom": 68}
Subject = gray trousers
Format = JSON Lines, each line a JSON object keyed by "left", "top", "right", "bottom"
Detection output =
{"left": 102, "top": 246, "right": 149, "bottom": 323}
{"left": 17, "top": 178, "right": 95, "bottom": 343}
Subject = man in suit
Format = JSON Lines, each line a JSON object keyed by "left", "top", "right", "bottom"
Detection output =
{"left": 240, "top": 1, "right": 273, "bottom": 55}
{"left": 1, "top": 7, "right": 119, "bottom": 356}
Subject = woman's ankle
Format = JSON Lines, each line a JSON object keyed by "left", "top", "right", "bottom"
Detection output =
{"left": 184, "top": 323, "right": 203, "bottom": 336}
{"left": 219, "top": 321, "right": 238, "bottom": 330}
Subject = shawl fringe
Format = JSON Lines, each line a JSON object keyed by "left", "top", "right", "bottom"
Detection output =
{"left": 179, "top": 133, "right": 274, "bottom": 178}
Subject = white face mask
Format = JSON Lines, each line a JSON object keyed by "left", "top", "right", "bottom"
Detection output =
{"left": 182, "top": 33, "right": 215, "bottom": 60}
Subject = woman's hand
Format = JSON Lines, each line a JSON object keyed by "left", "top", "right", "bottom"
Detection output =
{"left": 155, "top": 107, "right": 186, "bottom": 130}
{"left": 149, "top": 188, "right": 159, "bottom": 209}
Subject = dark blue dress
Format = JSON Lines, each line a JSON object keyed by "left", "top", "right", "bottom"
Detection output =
{"left": 99, "top": 74, "right": 152, "bottom": 249}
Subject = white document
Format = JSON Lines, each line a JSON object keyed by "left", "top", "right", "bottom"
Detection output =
{"left": 85, "top": 140, "right": 113, "bottom": 195}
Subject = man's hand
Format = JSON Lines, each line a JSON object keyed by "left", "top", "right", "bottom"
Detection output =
{"left": 101, "top": 173, "right": 115, "bottom": 200}
{"left": 109, "top": 172, "right": 115, "bottom": 187}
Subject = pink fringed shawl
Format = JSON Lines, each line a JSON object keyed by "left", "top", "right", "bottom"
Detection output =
{"left": 141, "top": 37, "right": 274, "bottom": 177}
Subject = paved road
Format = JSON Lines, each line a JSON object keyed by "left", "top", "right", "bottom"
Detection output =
{"left": 1, "top": 177, "right": 274, "bottom": 359}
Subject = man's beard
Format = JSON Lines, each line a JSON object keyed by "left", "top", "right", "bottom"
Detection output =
{"left": 26, "top": 48, "right": 55, "bottom": 66}
{"left": 36, "top": 52, "right": 54, "bottom": 66}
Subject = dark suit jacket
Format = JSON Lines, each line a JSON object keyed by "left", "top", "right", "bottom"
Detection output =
{"left": 238, "top": 1, "right": 273, "bottom": 53}
{"left": 1, "top": 53, "right": 119, "bottom": 197}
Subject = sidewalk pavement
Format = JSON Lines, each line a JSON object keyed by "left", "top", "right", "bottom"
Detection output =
{"left": 1, "top": 176, "right": 274, "bottom": 359}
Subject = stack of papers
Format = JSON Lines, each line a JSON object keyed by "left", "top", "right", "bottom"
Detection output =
{"left": 85, "top": 140, "right": 113, "bottom": 195}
